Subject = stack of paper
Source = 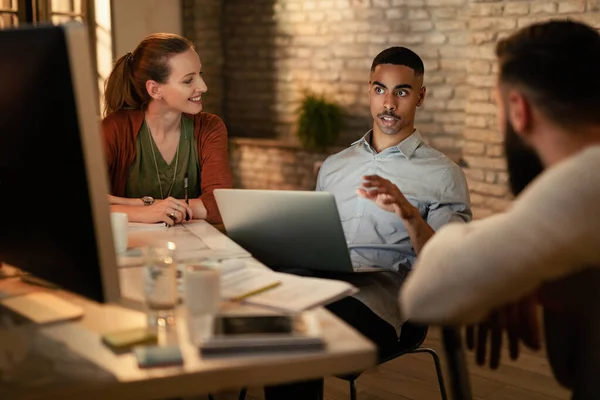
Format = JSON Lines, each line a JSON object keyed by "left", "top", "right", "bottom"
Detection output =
{"left": 242, "top": 273, "right": 358, "bottom": 313}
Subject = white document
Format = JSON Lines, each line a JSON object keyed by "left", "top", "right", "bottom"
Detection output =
{"left": 127, "top": 222, "right": 167, "bottom": 231}
{"left": 119, "top": 222, "right": 249, "bottom": 267}
{"left": 219, "top": 265, "right": 281, "bottom": 301}
{"left": 183, "top": 221, "right": 250, "bottom": 258}
{"left": 242, "top": 273, "right": 358, "bottom": 313}
{"left": 163, "top": 225, "right": 210, "bottom": 258}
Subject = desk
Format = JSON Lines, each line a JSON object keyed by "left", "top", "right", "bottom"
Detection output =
{"left": 0, "top": 222, "right": 376, "bottom": 399}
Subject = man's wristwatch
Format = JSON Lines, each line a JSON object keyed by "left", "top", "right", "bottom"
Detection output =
{"left": 141, "top": 196, "right": 155, "bottom": 206}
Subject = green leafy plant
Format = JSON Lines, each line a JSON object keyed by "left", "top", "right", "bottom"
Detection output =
{"left": 296, "top": 93, "right": 342, "bottom": 151}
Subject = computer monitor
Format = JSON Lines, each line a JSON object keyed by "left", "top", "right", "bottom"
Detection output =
{"left": 0, "top": 23, "right": 120, "bottom": 304}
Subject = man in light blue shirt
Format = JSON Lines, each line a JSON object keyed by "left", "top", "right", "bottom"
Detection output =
{"left": 264, "top": 47, "right": 471, "bottom": 400}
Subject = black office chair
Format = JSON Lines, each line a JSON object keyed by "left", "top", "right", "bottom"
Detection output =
{"left": 337, "top": 322, "right": 448, "bottom": 400}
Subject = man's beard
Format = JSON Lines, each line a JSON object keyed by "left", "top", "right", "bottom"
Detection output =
{"left": 504, "top": 119, "right": 545, "bottom": 196}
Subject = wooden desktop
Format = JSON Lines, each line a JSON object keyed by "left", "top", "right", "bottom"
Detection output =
{"left": 0, "top": 221, "right": 376, "bottom": 399}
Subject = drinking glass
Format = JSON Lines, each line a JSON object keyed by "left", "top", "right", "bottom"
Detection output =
{"left": 144, "top": 241, "right": 178, "bottom": 328}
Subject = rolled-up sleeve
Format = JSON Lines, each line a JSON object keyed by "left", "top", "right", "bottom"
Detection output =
{"left": 427, "top": 164, "right": 472, "bottom": 230}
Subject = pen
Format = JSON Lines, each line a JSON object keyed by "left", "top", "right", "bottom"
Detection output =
{"left": 230, "top": 281, "right": 282, "bottom": 302}
{"left": 184, "top": 172, "right": 190, "bottom": 221}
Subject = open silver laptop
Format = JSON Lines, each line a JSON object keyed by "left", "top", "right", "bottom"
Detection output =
{"left": 214, "top": 189, "right": 381, "bottom": 273}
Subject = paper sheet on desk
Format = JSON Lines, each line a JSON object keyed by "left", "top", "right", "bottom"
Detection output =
{"left": 120, "top": 223, "right": 250, "bottom": 267}
{"left": 163, "top": 225, "right": 210, "bottom": 256}
{"left": 218, "top": 264, "right": 281, "bottom": 300}
{"left": 128, "top": 222, "right": 167, "bottom": 231}
{"left": 118, "top": 249, "right": 251, "bottom": 268}
{"left": 242, "top": 273, "right": 359, "bottom": 313}
{"left": 154, "top": 223, "right": 250, "bottom": 260}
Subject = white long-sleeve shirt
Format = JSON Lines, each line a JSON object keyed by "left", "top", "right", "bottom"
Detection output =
{"left": 400, "top": 145, "right": 600, "bottom": 325}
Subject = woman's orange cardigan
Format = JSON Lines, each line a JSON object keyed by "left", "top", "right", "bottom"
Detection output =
{"left": 101, "top": 109, "right": 233, "bottom": 224}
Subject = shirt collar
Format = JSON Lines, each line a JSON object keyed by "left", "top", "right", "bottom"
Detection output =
{"left": 352, "top": 129, "right": 424, "bottom": 160}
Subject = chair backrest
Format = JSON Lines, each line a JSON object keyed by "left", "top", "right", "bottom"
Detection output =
{"left": 379, "top": 322, "right": 428, "bottom": 364}
{"left": 543, "top": 267, "right": 600, "bottom": 398}
{"left": 400, "top": 322, "right": 427, "bottom": 342}
{"left": 400, "top": 322, "right": 428, "bottom": 347}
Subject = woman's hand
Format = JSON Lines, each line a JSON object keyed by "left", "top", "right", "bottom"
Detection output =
{"left": 144, "top": 197, "right": 193, "bottom": 225}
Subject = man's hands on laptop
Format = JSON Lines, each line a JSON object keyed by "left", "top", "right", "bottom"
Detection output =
{"left": 357, "top": 175, "right": 418, "bottom": 221}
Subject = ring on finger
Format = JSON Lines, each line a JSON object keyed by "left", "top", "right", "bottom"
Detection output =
{"left": 168, "top": 212, "right": 176, "bottom": 221}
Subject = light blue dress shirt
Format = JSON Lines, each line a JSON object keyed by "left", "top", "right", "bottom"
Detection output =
{"left": 316, "top": 130, "right": 472, "bottom": 334}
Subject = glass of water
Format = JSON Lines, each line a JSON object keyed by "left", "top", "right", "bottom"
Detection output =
{"left": 144, "top": 241, "right": 178, "bottom": 328}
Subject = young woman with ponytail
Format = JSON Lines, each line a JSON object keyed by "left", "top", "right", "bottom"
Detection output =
{"left": 102, "top": 33, "right": 232, "bottom": 226}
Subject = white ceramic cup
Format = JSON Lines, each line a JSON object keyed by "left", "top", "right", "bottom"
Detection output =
{"left": 183, "top": 264, "right": 221, "bottom": 316}
{"left": 110, "top": 212, "right": 129, "bottom": 254}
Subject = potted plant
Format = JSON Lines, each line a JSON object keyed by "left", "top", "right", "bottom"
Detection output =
{"left": 296, "top": 93, "right": 342, "bottom": 152}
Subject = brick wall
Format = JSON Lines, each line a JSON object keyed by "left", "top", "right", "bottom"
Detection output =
{"left": 229, "top": 138, "right": 343, "bottom": 190}
{"left": 463, "top": 0, "right": 600, "bottom": 218}
{"left": 183, "top": 0, "right": 600, "bottom": 217}
{"left": 182, "top": 0, "right": 224, "bottom": 115}
{"left": 221, "top": 0, "right": 468, "bottom": 158}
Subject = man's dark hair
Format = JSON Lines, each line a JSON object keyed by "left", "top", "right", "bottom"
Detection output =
{"left": 496, "top": 19, "right": 600, "bottom": 128}
{"left": 371, "top": 46, "right": 424, "bottom": 76}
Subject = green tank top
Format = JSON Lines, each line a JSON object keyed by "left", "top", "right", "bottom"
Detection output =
{"left": 125, "top": 116, "right": 201, "bottom": 200}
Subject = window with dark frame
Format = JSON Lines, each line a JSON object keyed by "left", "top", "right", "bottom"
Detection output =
{"left": 0, "top": 0, "right": 92, "bottom": 27}
{"left": 0, "top": 0, "right": 22, "bottom": 28}
{"left": 1, "top": 0, "right": 100, "bottom": 110}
